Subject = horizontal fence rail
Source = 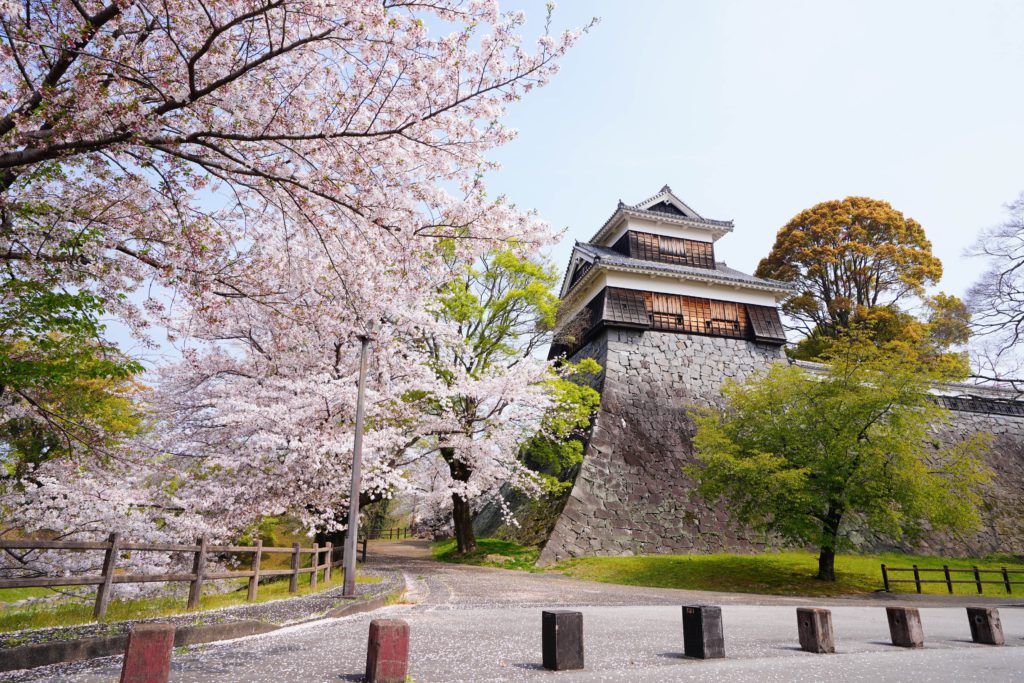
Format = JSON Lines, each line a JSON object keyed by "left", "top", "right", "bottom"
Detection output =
{"left": 0, "top": 534, "right": 346, "bottom": 619}
{"left": 362, "top": 526, "right": 417, "bottom": 541}
{"left": 881, "top": 563, "right": 1024, "bottom": 595}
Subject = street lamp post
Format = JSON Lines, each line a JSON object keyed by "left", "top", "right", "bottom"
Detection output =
{"left": 342, "top": 334, "right": 372, "bottom": 597}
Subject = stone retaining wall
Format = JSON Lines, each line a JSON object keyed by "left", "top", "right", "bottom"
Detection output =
{"left": 537, "top": 328, "right": 1024, "bottom": 564}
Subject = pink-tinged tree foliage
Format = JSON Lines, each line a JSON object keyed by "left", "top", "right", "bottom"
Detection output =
{"left": 1, "top": 0, "right": 591, "bottom": 584}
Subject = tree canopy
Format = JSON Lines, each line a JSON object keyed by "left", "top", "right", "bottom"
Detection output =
{"left": 755, "top": 196, "right": 971, "bottom": 368}
{"left": 416, "top": 247, "right": 600, "bottom": 553}
{"left": 0, "top": 280, "right": 144, "bottom": 484}
{"left": 689, "top": 335, "right": 991, "bottom": 581}
{"left": 755, "top": 197, "right": 942, "bottom": 333}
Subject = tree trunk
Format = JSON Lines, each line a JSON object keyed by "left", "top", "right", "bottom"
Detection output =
{"left": 817, "top": 504, "right": 843, "bottom": 581}
{"left": 441, "top": 447, "right": 476, "bottom": 554}
{"left": 817, "top": 545, "right": 836, "bottom": 582}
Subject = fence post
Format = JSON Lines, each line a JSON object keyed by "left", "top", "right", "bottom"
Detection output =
{"left": 973, "top": 566, "right": 983, "bottom": 594}
{"left": 881, "top": 564, "right": 890, "bottom": 592}
{"left": 187, "top": 535, "right": 209, "bottom": 610}
{"left": 93, "top": 532, "right": 121, "bottom": 620}
{"left": 325, "top": 542, "right": 333, "bottom": 583}
{"left": 912, "top": 565, "right": 921, "bottom": 594}
{"left": 310, "top": 543, "right": 319, "bottom": 590}
{"left": 1002, "top": 567, "right": 1012, "bottom": 594}
{"left": 289, "top": 542, "right": 300, "bottom": 593}
{"left": 943, "top": 565, "right": 953, "bottom": 594}
{"left": 247, "top": 539, "right": 263, "bottom": 602}
{"left": 362, "top": 535, "right": 368, "bottom": 563}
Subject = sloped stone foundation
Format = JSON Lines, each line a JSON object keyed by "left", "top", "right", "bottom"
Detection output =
{"left": 538, "top": 328, "right": 1024, "bottom": 565}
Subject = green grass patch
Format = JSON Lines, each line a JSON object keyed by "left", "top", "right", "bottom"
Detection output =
{"left": 554, "top": 551, "right": 1024, "bottom": 597}
{"left": 432, "top": 538, "right": 542, "bottom": 572}
{"left": 0, "top": 568, "right": 381, "bottom": 635}
{"left": 0, "top": 587, "right": 54, "bottom": 603}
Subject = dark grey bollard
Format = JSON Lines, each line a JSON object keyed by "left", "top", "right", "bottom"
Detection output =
{"left": 682, "top": 605, "right": 725, "bottom": 659}
{"left": 886, "top": 607, "right": 924, "bottom": 648}
{"left": 967, "top": 607, "right": 1004, "bottom": 646}
{"left": 542, "top": 610, "right": 584, "bottom": 671}
{"left": 796, "top": 608, "right": 835, "bottom": 653}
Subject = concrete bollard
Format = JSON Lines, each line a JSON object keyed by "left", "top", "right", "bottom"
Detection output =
{"left": 682, "top": 605, "right": 725, "bottom": 659}
{"left": 966, "top": 607, "right": 1004, "bottom": 646}
{"left": 365, "top": 619, "right": 410, "bottom": 683}
{"left": 886, "top": 607, "right": 924, "bottom": 648}
{"left": 796, "top": 608, "right": 835, "bottom": 653}
{"left": 119, "top": 623, "right": 175, "bottom": 683}
{"left": 542, "top": 610, "right": 584, "bottom": 671}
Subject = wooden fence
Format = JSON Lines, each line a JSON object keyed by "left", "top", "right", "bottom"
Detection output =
{"left": 881, "top": 563, "right": 1024, "bottom": 594}
{"left": 363, "top": 526, "right": 417, "bottom": 541}
{"left": 0, "top": 535, "right": 341, "bottom": 619}
{"left": 0, "top": 525, "right": 422, "bottom": 619}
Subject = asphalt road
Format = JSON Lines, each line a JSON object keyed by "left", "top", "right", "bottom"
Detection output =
{"left": 6, "top": 540, "right": 1024, "bottom": 682}
{"left": 37, "top": 603, "right": 1024, "bottom": 682}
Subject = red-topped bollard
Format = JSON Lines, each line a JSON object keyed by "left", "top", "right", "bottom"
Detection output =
{"left": 365, "top": 619, "right": 410, "bottom": 683}
{"left": 119, "top": 622, "right": 175, "bottom": 683}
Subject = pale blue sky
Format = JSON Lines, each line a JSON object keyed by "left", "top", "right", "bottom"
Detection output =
{"left": 492, "top": 0, "right": 1024, "bottom": 300}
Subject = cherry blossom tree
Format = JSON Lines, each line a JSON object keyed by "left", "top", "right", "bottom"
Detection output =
{"left": 0, "top": 0, "right": 587, "bottom": 457}
{"left": 1, "top": 0, "right": 593, "bottom": 577}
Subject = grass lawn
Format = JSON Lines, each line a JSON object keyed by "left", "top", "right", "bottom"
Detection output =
{"left": 0, "top": 587, "right": 53, "bottom": 604}
{"left": 0, "top": 568, "right": 381, "bottom": 635}
{"left": 554, "top": 551, "right": 1024, "bottom": 598}
{"left": 432, "top": 538, "right": 542, "bottom": 572}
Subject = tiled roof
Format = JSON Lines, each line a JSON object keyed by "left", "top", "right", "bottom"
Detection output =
{"left": 589, "top": 188, "right": 734, "bottom": 245}
{"left": 571, "top": 242, "right": 797, "bottom": 294}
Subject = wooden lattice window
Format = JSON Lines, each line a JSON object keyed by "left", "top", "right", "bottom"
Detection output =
{"left": 604, "top": 288, "right": 651, "bottom": 327}
{"left": 613, "top": 231, "right": 716, "bottom": 269}
{"left": 747, "top": 305, "right": 787, "bottom": 343}
{"left": 683, "top": 240, "right": 715, "bottom": 269}
{"left": 658, "top": 235, "right": 687, "bottom": 262}
{"left": 592, "top": 288, "right": 782, "bottom": 344}
{"left": 706, "top": 301, "right": 743, "bottom": 336}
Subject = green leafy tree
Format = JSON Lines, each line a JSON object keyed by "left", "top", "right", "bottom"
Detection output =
{"left": 520, "top": 357, "right": 602, "bottom": 494}
{"left": 689, "top": 335, "right": 991, "bottom": 581}
{"left": 421, "top": 247, "right": 600, "bottom": 554}
{"left": 0, "top": 279, "right": 144, "bottom": 486}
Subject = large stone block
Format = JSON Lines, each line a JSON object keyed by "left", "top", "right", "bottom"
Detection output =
{"left": 542, "top": 610, "right": 584, "bottom": 671}
{"left": 682, "top": 605, "right": 725, "bottom": 659}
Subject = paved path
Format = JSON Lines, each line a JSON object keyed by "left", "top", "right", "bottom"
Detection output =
{"left": 5, "top": 540, "right": 1024, "bottom": 682}
{"left": 368, "top": 539, "right": 1024, "bottom": 610}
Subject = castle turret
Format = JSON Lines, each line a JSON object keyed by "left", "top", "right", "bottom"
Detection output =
{"left": 552, "top": 186, "right": 793, "bottom": 358}
{"left": 534, "top": 187, "right": 1024, "bottom": 566}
